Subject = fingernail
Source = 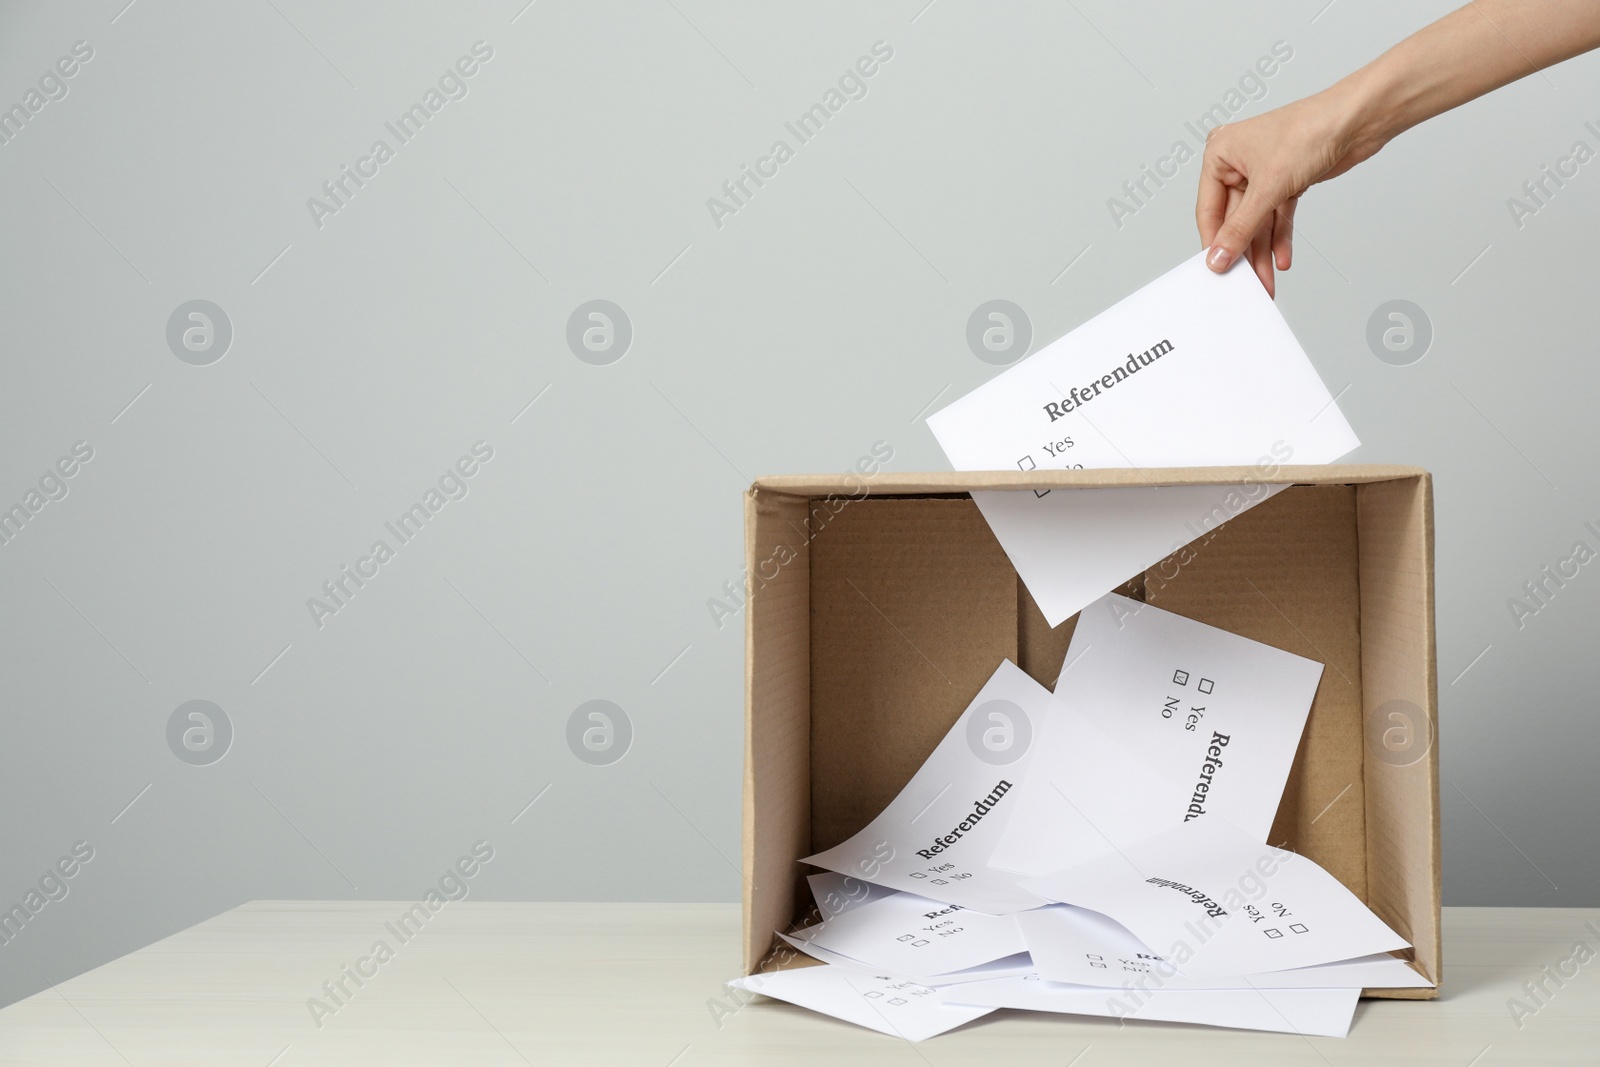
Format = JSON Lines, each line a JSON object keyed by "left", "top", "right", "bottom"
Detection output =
{"left": 1206, "top": 246, "right": 1234, "bottom": 272}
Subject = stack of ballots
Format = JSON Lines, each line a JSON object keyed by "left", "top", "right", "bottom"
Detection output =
{"left": 726, "top": 255, "right": 1433, "bottom": 1040}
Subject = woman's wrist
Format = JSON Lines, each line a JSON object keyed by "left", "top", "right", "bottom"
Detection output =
{"left": 1322, "top": 64, "right": 1400, "bottom": 164}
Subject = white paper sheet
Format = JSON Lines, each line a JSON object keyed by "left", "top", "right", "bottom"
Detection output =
{"left": 1016, "top": 905, "right": 1431, "bottom": 990}
{"left": 1290, "top": 954, "right": 1433, "bottom": 989}
{"left": 988, "top": 592, "right": 1323, "bottom": 877}
{"left": 797, "top": 890, "right": 1028, "bottom": 980}
{"left": 927, "top": 251, "right": 1359, "bottom": 625}
{"left": 780, "top": 931, "right": 1036, "bottom": 986}
{"left": 807, "top": 871, "right": 898, "bottom": 921}
{"left": 729, "top": 964, "right": 994, "bottom": 1042}
{"left": 802, "top": 660, "right": 1052, "bottom": 914}
{"left": 942, "top": 975, "right": 1362, "bottom": 1038}
{"left": 1022, "top": 818, "right": 1409, "bottom": 979}
{"left": 957, "top": 483, "right": 1288, "bottom": 628}
{"left": 986, "top": 709, "right": 1182, "bottom": 878}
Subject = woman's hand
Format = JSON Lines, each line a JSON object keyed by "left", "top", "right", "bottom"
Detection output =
{"left": 1196, "top": 86, "right": 1383, "bottom": 297}
{"left": 1196, "top": 0, "right": 1600, "bottom": 297}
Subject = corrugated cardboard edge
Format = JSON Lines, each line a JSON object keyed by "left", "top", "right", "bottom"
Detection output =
{"left": 1356, "top": 472, "right": 1442, "bottom": 999}
{"left": 742, "top": 489, "right": 757, "bottom": 973}
{"left": 741, "top": 485, "right": 815, "bottom": 973}
{"left": 750, "top": 464, "right": 1427, "bottom": 497}
{"left": 1419, "top": 469, "right": 1445, "bottom": 998}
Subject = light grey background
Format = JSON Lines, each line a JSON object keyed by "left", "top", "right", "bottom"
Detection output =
{"left": 1, "top": 0, "right": 1596, "bottom": 1010}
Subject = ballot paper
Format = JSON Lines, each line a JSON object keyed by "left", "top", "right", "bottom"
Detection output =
{"left": 780, "top": 932, "right": 1036, "bottom": 986}
{"left": 1022, "top": 818, "right": 1409, "bottom": 979}
{"left": 808, "top": 871, "right": 898, "bottom": 921}
{"left": 988, "top": 592, "right": 1323, "bottom": 876}
{"left": 728, "top": 965, "right": 993, "bottom": 1042}
{"left": 774, "top": 587, "right": 1410, "bottom": 1038}
{"left": 1016, "top": 905, "right": 1431, "bottom": 990}
{"left": 942, "top": 975, "right": 1362, "bottom": 1038}
{"left": 927, "top": 252, "right": 1360, "bottom": 625}
{"left": 797, "top": 890, "right": 1028, "bottom": 980}
{"left": 802, "top": 660, "right": 1052, "bottom": 914}
{"left": 985, "top": 709, "right": 1182, "bottom": 878}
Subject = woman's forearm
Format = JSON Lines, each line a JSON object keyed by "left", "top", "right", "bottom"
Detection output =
{"left": 1338, "top": 0, "right": 1600, "bottom": 156}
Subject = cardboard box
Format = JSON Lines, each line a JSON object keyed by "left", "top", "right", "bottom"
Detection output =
{"left": 742, "top": 466, "right": 1439, "bottom": 998}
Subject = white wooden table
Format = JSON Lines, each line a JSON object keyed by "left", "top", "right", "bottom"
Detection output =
{"left": 1, "top": 903, "right": 1595, "bottom": 1064}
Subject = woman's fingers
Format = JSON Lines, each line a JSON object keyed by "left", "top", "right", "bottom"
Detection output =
{"left": 1195, "top": 165, "right": 1233, "bottom": 249}
{"left": 1250, "top": 209, "right": 1276, "bottom": 297}
{"left": 1207, "top": 178, "right": 1279, "bottom": 273}
{"left": 1211, "top": 183, "right": 1278, "bottom": 296}
{"left": 1272, "top": 196, "right": 1298, "bottom": 271}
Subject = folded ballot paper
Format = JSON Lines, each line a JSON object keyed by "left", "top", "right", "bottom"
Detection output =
{"left": 800, "top": 659, "right": 1051, "bottom": 915}
{"left": 927, "top": 252, "right": 1360, "bottom": 625}
{"left": 736, "top": 596, "right": 1430, "bottom": 1041}
{"left": 987, "top": 592, "right": 1324, "bottom": 877}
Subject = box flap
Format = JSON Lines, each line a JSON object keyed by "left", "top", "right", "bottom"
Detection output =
{"left": 751, "top": 465, "right": 1427, "bottom": 499}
